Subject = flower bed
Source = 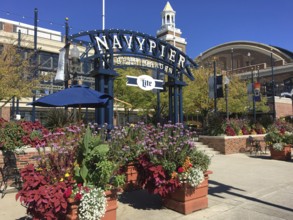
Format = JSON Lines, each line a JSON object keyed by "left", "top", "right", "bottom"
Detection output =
{"left": 199, "top": 134, "right": 266, "bottom": 154}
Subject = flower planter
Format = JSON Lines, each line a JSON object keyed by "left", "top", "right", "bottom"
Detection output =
{"left": 123, "top": 162, "right": 140, "bottom": 191}
{"left": 163, "top": 170, "right": 212, "bottom": 215}
{"left": 270, "top": 145, "right": 292, "bottom": 161}
{"left": 101, "top": 189, "right": 118, "bottom": 220}
{"left": 66, "top": 198, "right": 79, "bottom": 220}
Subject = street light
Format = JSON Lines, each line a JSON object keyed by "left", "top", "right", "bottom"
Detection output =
{"left": 224, "top": 76, "right": 230, "bottom": 119}
{"left": 248, "top": 52, "right": 256, "bottom": 123}
{"left": 70, "top": 44, "right": 80, "bottom": 85}
{"left": 251, "top": 68, "right": 256, "bottom": 123}
{"left": 270, "top": 49, "right": 276, "bottom": 120}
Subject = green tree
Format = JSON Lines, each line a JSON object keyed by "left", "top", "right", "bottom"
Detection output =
{"left": 0, "top": 44, "right": 44, "bottom": 108}
{"left": 183, "top": 66, "right": 269, "bottom": 125}
{"left": 115, "top": 68, "right": 168, "bottom": 123}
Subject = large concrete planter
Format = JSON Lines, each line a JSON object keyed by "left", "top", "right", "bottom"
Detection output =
{"left": 199, "top": 135, "right": 266, "bottom": 154}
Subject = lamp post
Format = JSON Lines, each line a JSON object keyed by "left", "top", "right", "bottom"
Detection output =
{"left": 251, "top": 68, "right": 256, "bottom": 123}
{"left": 231, "top": 48, "right": 234, "bottom": 75}
{"left": 257, "top": 65, "right": 260, "bottom": 82}
{"left": 70, "top": 44, "right": 80, "bottom": 85}
{"left": 224, "top": 76, "right": 230, "bottom": 119}
{"left": 213, "top": 60, "right": 217, "bottom": 113}
{"left": 248, "top": 52, "right": 256, "bottom": 123}
{"left": 270, "top": 49, "right": 276, "bottom": 120}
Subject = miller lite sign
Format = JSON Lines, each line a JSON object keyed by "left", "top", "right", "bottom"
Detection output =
{"left": 126, "top": 75, "right": 164, "bottom": 91}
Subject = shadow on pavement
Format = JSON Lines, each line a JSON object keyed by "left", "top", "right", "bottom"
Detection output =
{"left": 119, "top": 189, "right": 163, "bottom": 210}
{"left": 208, "top": 180, "right": 293, "bottom": 213}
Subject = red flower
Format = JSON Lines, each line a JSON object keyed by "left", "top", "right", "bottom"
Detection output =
{"left": 74, "top": 193, "right": 82, "bottom": 201}
{"left": 177, "top": 167, "right": 184, "bottom": 173}
{"left": 64, "top": 187, "right": 72, "bottom": 198}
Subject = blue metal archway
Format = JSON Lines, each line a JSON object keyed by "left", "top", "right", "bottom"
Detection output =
{"left": 67, "top": 29, "right": 198, "bottom": 128}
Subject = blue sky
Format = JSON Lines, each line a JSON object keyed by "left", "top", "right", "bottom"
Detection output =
{"left": 1, "top": 0, "right": 293, "bottom": 59}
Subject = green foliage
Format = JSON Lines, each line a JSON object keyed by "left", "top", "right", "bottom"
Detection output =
{"left": 206, "top": 113, "right": 225, "bottom": 135}
{"left": 108, "top": 122, "right": 147, "bottom": 165}
{"left": 0, "top": 44, "right": 46, "bottom": 102}
{"left": 0, "top": 121, "right": 25, "bottom": 151}
{"left": 183, "top": 67, "right": 269, "bottom": 127}
{"left": 115, "top": 68, "right": 168, "bottom": 122}
{"left": 75, "top": 126, "right": 125, "bottom": 190}
{"left": 189, "top": 150, "right": 211, "bottom": 172}
{"left": 44, "top": 108, "right": 77, "bottom": 129}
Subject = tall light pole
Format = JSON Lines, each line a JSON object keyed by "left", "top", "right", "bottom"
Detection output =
{"left": 102, "top": 0, "right": 105, "bottom": 30}
{"left": 251, "top": 67, "right": 256, "bottom": 123}
{"left": 248, "top": 52, "right": 256, "bottom": 123}
{"left": 224, "top": 76, "right": 230, "bottom": 119}
{"left": 213, "top": 59, "right": 217, "bottom": 113}
{"left": 231, "top": 48, "right": 234, "bottom": 75}
{"left": 271, "top": 49, "right": 276, "bottom": 120}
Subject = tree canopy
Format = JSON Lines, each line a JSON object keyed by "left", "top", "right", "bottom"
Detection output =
{"left": 183, "top": 66, "right": 269, "bottom": 118}
{"left": 0, "top": 44, "right": 44, "bottom": 106}
{"left": 115, "top": 68, "right": 168, "bottom": 122}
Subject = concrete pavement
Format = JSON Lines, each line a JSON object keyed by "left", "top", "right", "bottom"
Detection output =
{"left": 1, "top": 152, "right": 293, "bottom": 220}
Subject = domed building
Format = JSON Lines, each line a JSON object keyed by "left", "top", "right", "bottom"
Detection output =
{"left": 196, "top": 41, "right": 293, "bottom": 118}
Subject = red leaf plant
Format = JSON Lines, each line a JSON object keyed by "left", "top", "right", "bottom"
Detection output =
{"left": 137, "top": 154, "right": 180, "bottom": 197}
{"left": 16, "top": 164, "right": 70, "bottom": 220}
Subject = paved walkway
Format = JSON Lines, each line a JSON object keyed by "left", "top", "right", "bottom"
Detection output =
{"left": 1, "top": 153, "right": 293, "bottom": 220}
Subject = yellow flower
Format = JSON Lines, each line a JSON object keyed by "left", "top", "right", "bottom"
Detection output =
{"left": 74, "top": 161, "right": 80, "bottom": 167}
{"left": 60, "top": 178, "right": 64, "bottom": 182}
{"left": 65, "top": 173, "right": 70, "bottom": 178}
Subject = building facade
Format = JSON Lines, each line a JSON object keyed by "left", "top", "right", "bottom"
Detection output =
{"left": 197, "top": 41, "right": 293, "bottom": 118}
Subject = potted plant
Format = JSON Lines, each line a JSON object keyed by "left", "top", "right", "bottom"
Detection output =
{"left": 136, "top": 122, "right": 212, "bottom": 214}
{"left": 108, "top": 122, "right": 146, "bottom": 191}
{"left": 265, "top": 120, "right": 293, "bottom": 161}
{"left": 74, "top": 126, "right": 125, "bottom": 220}
{"left": 16, "top": 124, "right": 84, "bottom": 220}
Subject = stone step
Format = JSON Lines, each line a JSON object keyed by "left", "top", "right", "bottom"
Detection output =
{"left": 192, "top": 141, "right": 221, "bottom": 156}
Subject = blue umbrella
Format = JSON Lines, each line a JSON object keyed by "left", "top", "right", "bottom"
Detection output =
{"left": 29, "top": 85, "right": 112, "bottom": 108}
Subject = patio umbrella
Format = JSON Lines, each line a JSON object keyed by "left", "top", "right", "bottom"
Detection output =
{"left": 29, "top": 85, "right": 112, "bottom": 108}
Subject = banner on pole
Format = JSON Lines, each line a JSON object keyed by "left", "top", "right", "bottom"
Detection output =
{"left": 254, "top": 82, "right": 261, "bottom": 102}
{"left": 55, "top": 48, "right": 66, "bottom": 82}
{"left": 216, "top": 75, "right": 224, "bottom": 98}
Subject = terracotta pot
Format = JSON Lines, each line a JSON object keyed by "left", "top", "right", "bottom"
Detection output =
{"left": 123, "top": 162, "right": 140, "bottom": 191}
{"left": 270, "top": 145, "right": 291, "bottom": 161}
{"left": 101, "top": 189, "right": 118, "bottom": 220}
{"left": 66, "top": 198, "right": 80, "bottom": 220}
{"left": 163, "top": 170, "right": 212, "bottom": 215}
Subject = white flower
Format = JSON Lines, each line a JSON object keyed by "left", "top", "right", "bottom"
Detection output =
{"left": 272, "top": 143, "right": 284, "bottom": 151}
{"left": 78, "top": 187, "right": 107, "bottom": 220}
{"left": 178, "top": 167, "right": 204, "bottom": 187}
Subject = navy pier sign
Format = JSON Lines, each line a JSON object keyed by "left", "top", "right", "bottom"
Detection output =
{"left": 68, "top": 29, "right": 197, "bottom": 126}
